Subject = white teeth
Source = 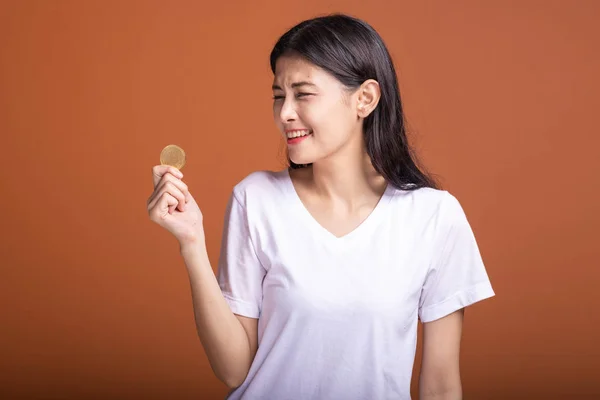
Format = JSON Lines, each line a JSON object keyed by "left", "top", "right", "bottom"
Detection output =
{"left": 286, "top": 130, "right": 311, "bottom": 138}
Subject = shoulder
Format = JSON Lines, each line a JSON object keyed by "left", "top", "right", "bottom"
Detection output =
{"left": 389, "top": 186, "right": 468, "bottom": 227}
{"left": 231, "top": 168, "right": 289, "bottom": 206}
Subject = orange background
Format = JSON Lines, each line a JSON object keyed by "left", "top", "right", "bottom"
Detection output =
{"left": 1, "top": 1, "right": 598, "bottom": 399}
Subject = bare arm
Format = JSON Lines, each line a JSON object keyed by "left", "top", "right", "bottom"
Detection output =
{"left": 182, "top": 241, "right": 258, "bottom": 389}
{"left": 419, "top": 309, "right": 464, "bottom": 400}
{"left": 146, "top": 165, "right": 258, "bottom": 389}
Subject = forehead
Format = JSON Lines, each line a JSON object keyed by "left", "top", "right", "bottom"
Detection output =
{"left": 272, "top": 55, "right": 332, "bottom": 87}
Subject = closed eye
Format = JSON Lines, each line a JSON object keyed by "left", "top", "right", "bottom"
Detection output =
{"left": 272, "top": 93, "right": 314, "bottom": 100}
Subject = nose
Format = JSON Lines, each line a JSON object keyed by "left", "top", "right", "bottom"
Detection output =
{"left": 278, "top": 96, "right": 297, "bottom": 123}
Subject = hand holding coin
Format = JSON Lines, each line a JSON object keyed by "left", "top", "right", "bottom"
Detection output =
{"left": 147, "top": 144, "right": 205, "bottom": 246}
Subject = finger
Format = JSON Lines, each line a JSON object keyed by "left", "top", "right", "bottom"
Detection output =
{"left": 154, "top": 178, "right": 188, "bottom": 211}
{"left": 148, "top": 183, "right": 185, "bottom": 213}
{"left": 150, "top": 192, "right": 178, "bottom": 221}
{"left": 148, "top": 182, "right": 186, "bottom": 212}
{"left": 146, "top": 180, "right": 176, "bottom": 211}
{"left": 147, "top": 172, "right": 188, "bottom": 209}
{"left": 156, "top": 173, "right": 189, "bottom": 203}
{"left": 152, "top": 165, "right": 183, "bottom": 188}
{"left": 184, "top": 189, "right": 193, "bottom": 203}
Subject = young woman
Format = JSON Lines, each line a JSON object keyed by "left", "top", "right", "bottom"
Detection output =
{"left": 147, "top": 13, "right": 495, "bottom": 400}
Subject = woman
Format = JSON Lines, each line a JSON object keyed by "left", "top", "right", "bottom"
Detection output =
{"left": 147, "top": 13, "right": 495, "bottom": 400}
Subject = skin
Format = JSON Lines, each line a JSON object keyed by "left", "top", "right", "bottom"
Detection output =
{"left": 272, "top": 54, "right": 387, "bottom": 238}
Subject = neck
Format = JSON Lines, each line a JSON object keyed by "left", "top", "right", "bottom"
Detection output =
{"left": 308, "top": 148, "right": 387, "bottom": 209}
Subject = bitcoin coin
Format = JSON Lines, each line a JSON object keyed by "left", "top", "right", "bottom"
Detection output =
{"left": 160, "top": 144, "right": 186, "bottom": 170}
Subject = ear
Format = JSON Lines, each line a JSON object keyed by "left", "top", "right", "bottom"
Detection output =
{"left": 356, "top": 79, "right": 381, "bottom": 118}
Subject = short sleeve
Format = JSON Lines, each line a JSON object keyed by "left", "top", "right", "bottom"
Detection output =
{"left": 216, "top": 190, "right": 266, "bottom": 319}
{"left": 418, "top": 192, "right": 495, "bottom": 323}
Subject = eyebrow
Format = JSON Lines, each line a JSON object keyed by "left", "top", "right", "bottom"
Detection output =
{"left": 272, "top": 81, "right": 317, "bottom": 90}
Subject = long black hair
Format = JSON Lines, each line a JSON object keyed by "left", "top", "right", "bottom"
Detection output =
{"left": 270, "top": 13, "right": 439, "bottom": 191}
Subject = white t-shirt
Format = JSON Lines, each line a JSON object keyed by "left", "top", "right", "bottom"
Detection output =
{"left": 216, "top": 169, "right": 495, "bottom": 400}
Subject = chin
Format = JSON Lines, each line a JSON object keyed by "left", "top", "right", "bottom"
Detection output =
{"left": 289, "top": 154, "right": 315, "bottom": 166}
{"left": 290, "top": 158, "right": 311, "bottom": 166}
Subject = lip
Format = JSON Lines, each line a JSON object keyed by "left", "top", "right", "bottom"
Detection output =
{"left": 286, "top": 131, "right": 312, "bottom": 145}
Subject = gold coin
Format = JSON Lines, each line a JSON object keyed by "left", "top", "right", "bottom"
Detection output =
{"left": 160, "top": 144, "right": 186, "bottom": 169}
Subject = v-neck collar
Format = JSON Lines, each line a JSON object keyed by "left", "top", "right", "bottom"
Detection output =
{"left": 282, "top": 168, "right": 395, "bottom": 243}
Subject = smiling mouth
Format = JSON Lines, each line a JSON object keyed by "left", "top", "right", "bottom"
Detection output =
{"left": 286, "top": 129, "right": 312, "bottom": 139}
{"left": 286, "top": 129, "right": 312, "bottom": 145}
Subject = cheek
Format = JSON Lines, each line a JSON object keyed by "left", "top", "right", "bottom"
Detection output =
{"left": 309, "top": 103, "right": 353, "bottom": 136}
{"left": 299, "top": 101, "right": 331, "bottom": 129}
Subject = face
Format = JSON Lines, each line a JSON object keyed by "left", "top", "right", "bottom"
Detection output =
{"left": 272, "top": 55, "right": 362, "bottom": 166}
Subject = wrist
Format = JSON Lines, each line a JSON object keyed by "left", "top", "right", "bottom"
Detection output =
{"left": 179, "top": 229, "right": 210, "bottom": 259}
{"left": 178, "top": 227, "right": 205, "bottom": 248}
{"left": 179, "top": 237, "right": 206, "bottom": 255}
